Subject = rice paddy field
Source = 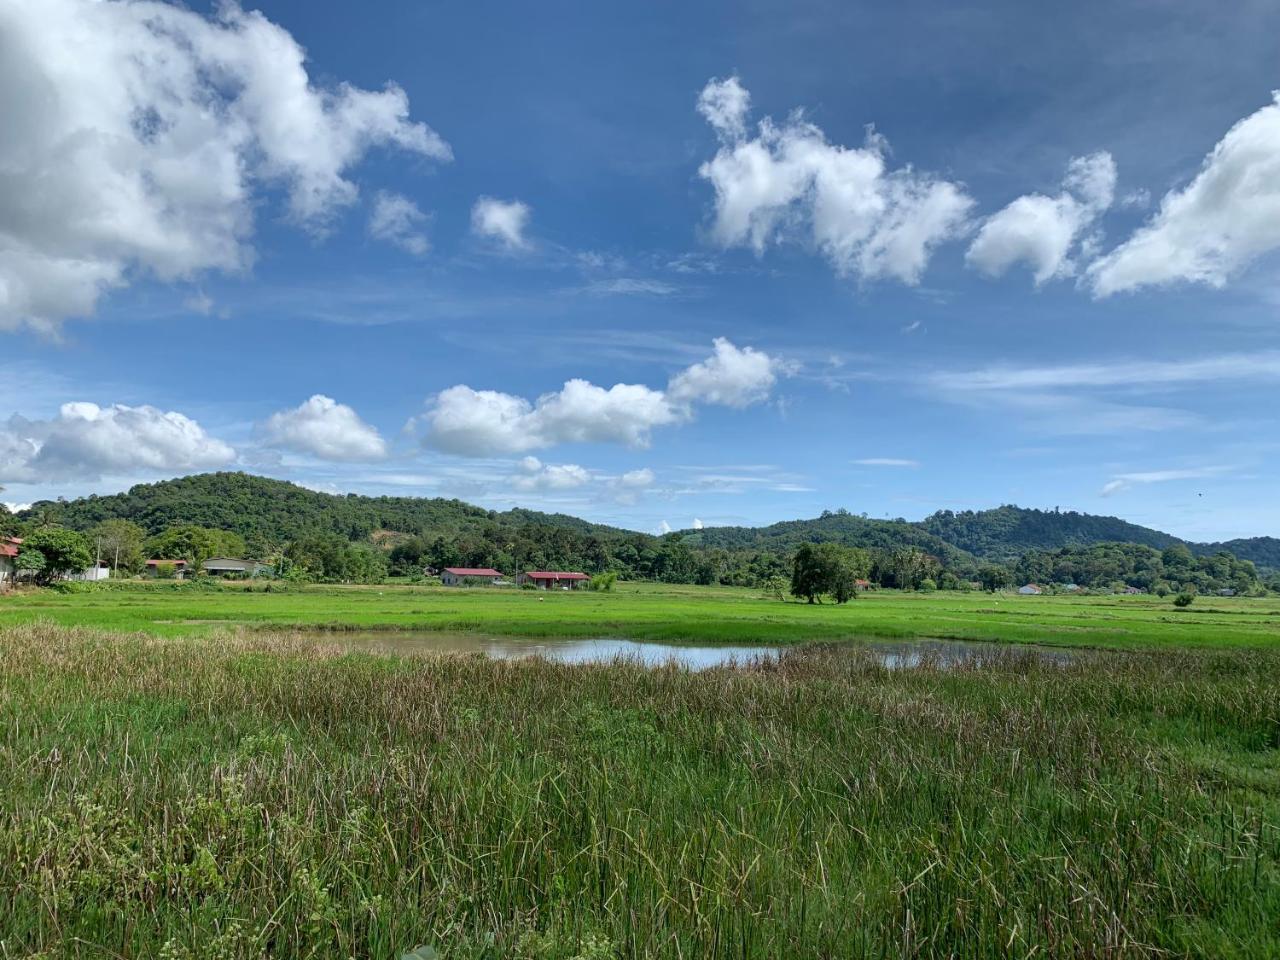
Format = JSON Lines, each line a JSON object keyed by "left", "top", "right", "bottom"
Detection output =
{"left": 2, "top": 579, "right": 1279, "bottom": 649}
{"left": 1, "top": 583, "right": 1278, "bottom": 956}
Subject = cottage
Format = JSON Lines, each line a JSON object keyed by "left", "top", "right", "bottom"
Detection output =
{"left": 0, "top": 536, "right": 18, "bottom": 584}
{"left": 1017, "top": 584, "right": 1042, "bottom": 595}
{"left": 145, "top": 559, "right": 188, "bottom": 578}
{"left": 202, "top": 557, "right": 270, "bottom": 577}
{"left": 440, "top": 567, "right": 502, "bottom": 587}
{"left": 518, "top": 571, "right": 590, "bottom": 590}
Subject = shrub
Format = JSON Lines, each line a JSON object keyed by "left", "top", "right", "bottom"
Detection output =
{"left": 589, "top": 572, "right": 618, "bottom": 592}
{"left": 1173, "top": 592, "right": 1195, "bottom": 608}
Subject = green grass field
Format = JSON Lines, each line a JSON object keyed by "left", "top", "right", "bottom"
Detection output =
{"left": 1, "top": 579, "right": 1278, "bottom": 649}
{"left": 1, "top": 623, "right": 1277, "bottom": 958}
{"left": 2, "top": 585, "right": 1278, "bottom": 956}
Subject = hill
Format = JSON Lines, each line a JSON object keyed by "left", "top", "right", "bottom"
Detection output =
{"left": 919, "top": 505, "right": 1182, "bottom": 561}
{"left": 678, "top": 509, "right": 977, "bottom": 570}
{"left": 22, "top": 472, "right": 642, "bottom": 548}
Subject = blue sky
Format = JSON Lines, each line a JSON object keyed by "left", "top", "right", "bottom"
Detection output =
{"left": 3, "top": 0, "right": 1280, "bottom": 540}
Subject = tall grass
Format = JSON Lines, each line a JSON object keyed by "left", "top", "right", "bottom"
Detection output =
{"left": 0, "top": 623, "right": 1277, "bottom": 957}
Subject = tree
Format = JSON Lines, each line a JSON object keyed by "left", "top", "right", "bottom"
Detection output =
{"left": 978, "top": 563, "right": 1014, "bottom": 592}
{"left": 791, "top": 543, "right": 868, "bottom": 604}
{"left": 144, "top": 524, "right": 245, "bottom": 566}
{"left": 1173, "top": 591, "right": 1195, "bottom": 608}
{"left": 91, "top": 519, "right": 146, "bottom": 574}
{"left": 20, "top": 528, "right": 92, "bottom": 585}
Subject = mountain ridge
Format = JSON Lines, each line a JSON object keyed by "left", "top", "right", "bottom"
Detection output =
{"left": 16, "top": 472, "right": 1279, "bottom": 571}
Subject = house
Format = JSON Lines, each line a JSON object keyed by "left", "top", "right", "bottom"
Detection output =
{"left": 855, "top": 578, "right": 873, "bottom": 590}
{"left": 440, "top": 567, "right": 502, "bottom": 586}
{"left": 1121, "top": 586, "right": 1144, "bottom": 595}
{"left": 0, "top": 536, "right": 19, "bottom": 585}
{"left": 202, "top": 557, "right": 270, "bottom": 577}
{"left": 145, "top": 559, "right": 188, "bottom": 578}
{"left": 518, "top": 571, "right": 590, "bottom": 590}
{"left": 1061, "top": 583, "right": 1081, "bottom": 592}
{"left": 1017, "top": 584, "right": 1042, "bottom": 595}
{"left": 1218, "top": 588, "right": 1237, "bottom": 597}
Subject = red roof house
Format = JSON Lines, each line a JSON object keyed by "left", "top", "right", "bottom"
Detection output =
{"left": 440, "top": 567, "right": 502, "bottom": 586}
{"left": 518, "top": 571, "right": 591, "bottom": 590}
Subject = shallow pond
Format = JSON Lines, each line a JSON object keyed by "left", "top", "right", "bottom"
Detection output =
{"left": 307, "top": 631, "right": 1073, "bottom": 671}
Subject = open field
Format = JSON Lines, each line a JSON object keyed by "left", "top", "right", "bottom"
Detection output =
{"left": 0, "top": 622, "right": 1277, "bottom": 958}
{"left": 1, "top": 580, "right": 1279, "bottom": 649}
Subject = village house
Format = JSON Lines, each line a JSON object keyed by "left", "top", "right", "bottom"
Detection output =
{"left": 202, "top": 557, "right": 270, "bottom": 577}
{"left": 1017, "top": 584, "right": 1042, "bottom": 595}
{"left": 518, "top": 571, "right": 590, "bottom": 590}
{"left": 145, "top": 559, "right": 188, "bottom": 578}
{"left": 0, "top": 536, "right": 19, "bottom": 585}
{"left": 440, "top": 567, "right": 502, "bottom": 586}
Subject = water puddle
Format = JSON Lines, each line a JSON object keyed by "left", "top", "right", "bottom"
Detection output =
{"left": 304, "top": 631, "right": 1073, "bottom": 671}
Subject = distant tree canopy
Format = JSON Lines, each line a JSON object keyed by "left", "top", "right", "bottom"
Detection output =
{"left": 6, "top": 473, "right": 1275, "bottom": 591}
{"left": 1011, "top": 543, "right": 1261, "bottom": 595}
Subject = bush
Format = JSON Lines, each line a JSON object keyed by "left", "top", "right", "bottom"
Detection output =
{"left": 1173, "top": 592, "right": 1195, "bottom": 608}
{"left": 589, "top": 572, "right": 618, "bottom": 592}
{"left": 918, "top": 578, "right": 937, "bottom": 592}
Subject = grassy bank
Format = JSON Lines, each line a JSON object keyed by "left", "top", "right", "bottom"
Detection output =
{"left": 2, "top": 580, "right": 1279, "bottom": 649}
{"left": 1, "top": 623, "right": 1277, "bottom": 957}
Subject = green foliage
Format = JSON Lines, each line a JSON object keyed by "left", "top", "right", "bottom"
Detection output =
{"left": 922, "top": 504, "right": 1182, "bottom": 560}
{"left": 20, "top": 528, "right": 92, "bottom": 585}
{"left": 977, "top": 563, "right": 1013, "bottom": 592}
{"left": 791, "top": 542, "right": 869, "bottom": 603}
{"left": 589, "top": 571, "right": 618, "bottom": 592}
{"left": 144, "top": 524, "right": 246, "bottom": 566}
{"left": 1013, "top": 542, "right": 1260, "bottom": 594}
{"left": 90, "top": 518, "right": 147, "bottom": 573}
{"left": 1173, "top": 591, "right": 1195, "bottom": 607}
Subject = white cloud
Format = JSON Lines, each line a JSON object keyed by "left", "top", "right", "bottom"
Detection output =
{"left": 424, "top": 381, "right": 677, "bottom": 456}
{"left": 368, "top": 192, "right": 429, "bottom": 256}
{"left": 692, "top": 517, "right": 704, "bottom": 529}
{"left": 697, "top": 75, "right": 751, "bottom": 141}
{"left": 262, "top": 395, "right": 387, "bottom": 462}
{"left": 1100, "top": 466, "right": 1232, "bottom": 496}
{"left": 656, "top": 520, "right": 672, "bottom": 535}
{"left": 3, "top": 502, "right": 32, "bottom": 514}
{"left": 697, "top": 77, "right": 973, "bottom": 284}
{"left": 853, "top": 458, "right": 919, "bottom": 467}
{"left": 0, "top": 402, "right": 235, "bottom": 482}
{"left": 931, "top": 351, "right": 1280, "bottom": 392}
{"left": 966, "top": 152, "right": 1116, "bottom": 284}
{"left": 471, "top": 197, "right": 532, "bottom": 250}
{"left": 419, "top": 339, "right": 782, "bottom": 457}
{"left": 580, "top": 278, "right": 678, "bottom": 297}
{"left": 0, "top": 0, "right": 449, "bottom": 334}
{"left": 511, "top": 456, "right": 591, "bottom": 491}
{"left": 667, "top": 337, "right": 780, "bottom": 408}
{"left": 1089, "top": 93, "right": 1280, "bottom": 296}
{"left": 616, "top": 467, "right": 656, "bottom": 489}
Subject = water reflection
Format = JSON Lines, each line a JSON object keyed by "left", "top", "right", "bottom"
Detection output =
{"left": 313, "top": 631, "right": 1071, "bottom": 671}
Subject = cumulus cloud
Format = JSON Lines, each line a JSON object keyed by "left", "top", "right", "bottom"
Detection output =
{"left": 692, "top": 517, "right": 704, "bottom": 529}
{"left": 417, "top": 339, "right": 784, "bottom": 456}
{"left": 696, "top": 77, "right": 973, "bottom": 284}
{"left": 512, "top": 456, "right": 592, "bottom": 491}
{"left": 368, "top": 192, "right": 430, "bottom": 256}
{"left": 0, "top": 0, "right": 449, "bottom": 333}
{"left": 853, "top": 458, "right": 920, "bottom": 467}
{"left": 262, "top": 395, "right": 387, "bottom": 462}
{"left": 966, "top": 152, "right": 1116, "bottom": 284}
{"left": 0, "top": 402, "right": 235, "bottom": 482}
{"left": 471, "top": 197, "right": 532, "bottom": 250}
{"left": 1089, "top": 93, "right": 1280, "bottom": 296}
{"left": 667, "top": 337, "right": 780, "bottom": 407}
{"left": 425, "top": 381, "right": 677, "bottom": 456}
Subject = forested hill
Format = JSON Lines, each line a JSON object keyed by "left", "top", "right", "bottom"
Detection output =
{"left": 678, "top": 510, "right": 975, "bottom": 568}
{"left": 20, "top": 474, "right": 1279, "bottom": 574}
{"left": 23, "top": 473, "right": 640, "bottom": 547}
{"left": 919, "top": 506, "right": 1182, "bottom": 561}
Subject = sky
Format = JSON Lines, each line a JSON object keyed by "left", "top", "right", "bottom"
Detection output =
{"left": 2, "top": 0, "right": 1280, "bottom": 541}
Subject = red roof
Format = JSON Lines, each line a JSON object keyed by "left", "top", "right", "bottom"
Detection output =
{"left": 146, "top": 559, "right": 187, "bottom": 566}
{"left": 443, "top": 567, "right": 501, "bottom": 577}
{"left": 524, "top": 571, "right": 590, "bottom": 580}
{"left": 0, "top": 544, "right": 16, "bottom": 558}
